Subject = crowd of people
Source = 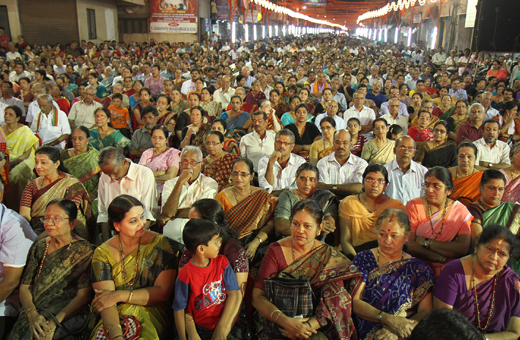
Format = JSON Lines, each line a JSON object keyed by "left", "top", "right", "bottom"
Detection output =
{"left": 1, "top": 30, "right": 520, "bottom": 340}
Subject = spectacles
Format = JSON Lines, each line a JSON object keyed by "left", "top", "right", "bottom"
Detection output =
{"left": 433, "top": 128, "right": 447, "bottom": 134}
{"left": 322, "top": 126, "right": 334, "bottom": 131}
{"left": 180, "top": 161, "right": 201, "bottom": 167}
{"left": 41, "top": 216, "right": 69, "bottom": 224}
{"left": 334, "top": 141, "right": 350, "bottom": 146}
{"left": 206, "top": 141, "right": 221, "bottom": 146}
{"left": 275, "top": 141, "right": 294, "bottom": 147}
{"left": 365, "top": 178, "right": 386, "bottom": 185}
{"left": 232, "top": 171, "right": 251, "bottom": 178}
{"left": 397, "top": 146, "right": 416, "bottom": 152}
{"left": 252, "top": 119, "right": 264, "bottom": 124}
{"left": 389, "top": 105, "right": 400, "bottom": 107}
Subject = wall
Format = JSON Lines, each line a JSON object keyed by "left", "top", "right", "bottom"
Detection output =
{"left": 121, "top": 33, "right": 197, "bottom": 43}
{"left": 77, "top": 0, "right": 118, "bottom": 43}
{"left": 0, "top": 0, "right": 21, "bottom": 39}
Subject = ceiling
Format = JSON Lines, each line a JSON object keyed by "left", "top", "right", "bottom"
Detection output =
{"left": 277, "top": 0, "right": 387, "bottom": 29}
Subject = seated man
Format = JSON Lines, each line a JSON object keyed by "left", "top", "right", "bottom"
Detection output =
{"left": 0, "top": 181, "right": 37, "bottom": 339}
{"left": 103, "top": 83, "right": 129, "bottom": 108}
{"left": 258, "top": 129, "right": 306, "bottom": 196}
{"left": 380, "top": 86, "right": 409, "bottom": 118}
{"left": 380, "top": 98, "right": 409, "bottom": 133}
{"left": 317, "top": 129, "right": 367, "bottom": 198}
{"left": 474, "top": 119, "right": 511, "bottom": 169}
{"left": 343, "top": 91, "right": 376, "bottom": 136}
{"left": 457, "top": 103, "right": 484, "bottom": 144}
{"left": 29, "top": 94, "right": 70, "bottom": 150}
{"left": 129, "top": 105, "right": 158, "bottom": 160}
{"left": 97, "top": 147, "right": 158, "bottom": 241}
{"left": 365, "top": 79, "right": 386, "bottom": 109}
{"left": 240, "top": 110, "right": 276, "bottom": 173}
{"left": 160, "top": 146, "right": 218, "bottom": 243}
{"left": 68, "top": 85, "right": 103, "bottom": 129}
{"left": 384, "top": 136, "right": 428, "bottom": 205}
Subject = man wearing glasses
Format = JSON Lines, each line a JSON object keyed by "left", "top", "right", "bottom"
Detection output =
{"left": 160, "top": 146, "right": 218, "bottom": 243}
{"left": 380, "top": 98, "right": 409, "bottom": 133}
{"left": 68, "top": 85, "right": 103, "bottom": 129}
{"left": 240, "top": 109, "right": 277, "bottom": 173}
{"left": 29, "top": 94, "right": 70, "bottom": 150}
{"left": 384, "top": 136, "right": 428, "bottom": 204}
{"left": 258, "top": 129, "right": 305, "bottom": 197}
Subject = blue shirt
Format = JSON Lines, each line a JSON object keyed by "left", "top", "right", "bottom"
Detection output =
{"left": 366, "top": 90, "right": 386, "bottom": 109}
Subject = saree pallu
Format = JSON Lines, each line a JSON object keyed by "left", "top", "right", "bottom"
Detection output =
{"left": 156, "top": 111, "right": 177, "bottom": 127}
{"left": 223, "top": 139, "right": 239, "bottom": 155}
{"left": 62, "top": 148, "right": 101, "bottom": 194}
{"left": 274, "top": 245, "right": 363, "bottom": 340}
{"left": 30, "top": 174, "right": 93, "bottom": 241}
{"left": 170, "top": 100, "right": 189, "bottom": 115}
{"left": 9, "top": 240, "right": 94, "bottom": 340}
{"left": 220, "top": 111, "right": 251, "bottom": 135}
{"left": 501, "top": 170, "right": 520, "bottom": 203}
{"left": 415, "top": 142, "right": 457, "bottom": 168}
{"left": 450, "top": 171, "right": 483, "bottom": 205}
{"left": 202, "top": 100, "right": 222, "bottom": 120}
{"left": 447, "top": 116, "right": 469, "bottom": 134}
{"left": 202, "top": 153, "right": 239, "bottom": 192}
{"left": 88, "top": 129, "right": 131, "bottom": 152}
{"left": 437, "top": 107, "right": 455, "bottom": 120}
{"left": 361, "top": 140, "right": 396, "bottom": 165}
{"left": 187, "top": 124, "right": 210, "bottom": 156}
{"left": 89, "top": 234, "right": 184, "bottom": 340}
{"left": 352, "top": 252, "right": 435, "bottom": 340}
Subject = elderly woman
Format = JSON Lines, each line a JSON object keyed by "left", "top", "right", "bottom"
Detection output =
{"left": 20, "top": 146, "right": 92, "bottom": 240}
{"left": 352, "top": 209, "right": 434, "bottom": 340}
{"left": 202, "top": 131, "right": 239, "bottom": 191}
{"left": 2, "top": 105, "right": 39, "bottom": 212}
{"left": 89, "top": 107, "right": 131, "bottom": 152}
{"left": 10, "top": 199, "right": 94, "bottom": 340}
{"left": 138, "top": 125, "right": 180, "bottom": 193}
{"left": 61, "top": 127, "right": 101, "bottom": 201}
{"left": 415, "top": 120, "right": 457, "bottom": 168}
{"left": 494, "top": 101, "right": 520, "bottom": 143}
{"left": 434, "top": 224, "right": 520, "bottom": 337}
{"left": 446, "top": 100, "right": 469, "bottom": 141}
{"left": 285, "top": 104, "right": 321, "bottom": 160}
{"left": 405, "top": 166, "right": 473, "bottom": 277}
{"left": 180, "top": 106, "right": 210, "bottom": 153}
{"left": 339, "top": 164, "right": 405, "bottom": 258}
{"left": 448, "top": 142, "right": 484, "bottom": 205}
{"left": 155, "top": 94, "right": 176, "bottom": 132}
{"left": 211, "top": 119, "right": 239, "bottom": 154}
{"left": 275, "top": 163, "right": 337, "bottom": 244}
{"left": 408, "top": 110, "right": 434, "bottom": 142}
{"left": 361, "top": 118, "right": 396, "bottom": 165}
{"left": 246, "top": 80, "right": 266, "bottom": 106}
{"left": 501, "top": 143, "right": 520, "bottom": 202}
{"left": 399, "top": 84, "right": 412, "bottom": 106}
{"left": 89, "top": 195, "right": 184, "bottom": 340}
{"left": 253, "top": 200, "right": 363, "bottom": 340}
{"left": 201, "top": 87, "right": 222, "bottom": 120}
{"left": 309, "top": 117, "right": 335, "bottom": 165}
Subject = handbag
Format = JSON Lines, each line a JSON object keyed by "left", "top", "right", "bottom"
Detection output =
{"left": 95, "top": 315, "right": 141, "bottom": 340}
{"left": 39, "top": 310, "right": 89, "bottom": 340}
{"left": 263, "top": 272, "right": 315, "bottom": 339}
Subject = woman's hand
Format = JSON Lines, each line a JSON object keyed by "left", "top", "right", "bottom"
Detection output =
{"left": 278, "top": 317, "right": 317, "bottom": 339}
{"left": 43, "top": 320, "right": 56, "bottom": 340}
{"left": 386, "top": 315, "right": 415, "bottom": 339}
{"left": 375, "top": 326, "right": 399, "bottom": 340}
{"left": 244, "top": 240, "right": 260, "bottom": 260}
{"left": 92, "top": 289, "right": 125, "bottom": 313}
{"left": 320, "top": 219, "right": 335, "bottom": 236}
{"left": 27, "top": 311, "right": 49, "bottom": 340}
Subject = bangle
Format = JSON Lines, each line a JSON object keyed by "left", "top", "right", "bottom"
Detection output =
{"left": 127, "top": 290, "right": 133, "bottom": 303}
{"left": 428, "top": 238, "right": 434, "bottom": 249}
{"left": 274, "top": 311, "right": 284, "bottom": 324}
{"left": 270, "top": 309, "right": 281, "bottom": 321}
{"left": 105, "top": 323, "right": 121, "bottom": 334}
{"left": 25, "top": 307, "right": 37, "bottom": 314}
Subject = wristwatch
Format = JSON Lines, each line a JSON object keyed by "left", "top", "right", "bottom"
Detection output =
{"left": 422, "top": 239, "right": 429, "bottom": 248}
{"left": 332, "top": 185, "right": 338, "bottom": 190}
{"left": 377, "top": 310, "right": 383, "bottom": 323}
{"left": 256, "top": 237, "right": 263, "bottom": 244}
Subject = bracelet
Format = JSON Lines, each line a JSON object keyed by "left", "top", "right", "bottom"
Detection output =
{"left": 270, "top": 309, "right": 281, "bottom": 321}
{"left": 25, "top": 307, "right": 37, "bottom": 314}
{"left": 274, "top": 311, "right": 284, "bottom": 324}
{"left": 105, "top": 323, "right": 121, "bottom": 334}
{"left": 127, "top": 290, "right": 134, "bottom": 303}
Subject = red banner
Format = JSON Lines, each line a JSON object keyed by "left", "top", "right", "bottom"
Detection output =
{"left": 149, "top": 0, "right": 198, "bottom": 33}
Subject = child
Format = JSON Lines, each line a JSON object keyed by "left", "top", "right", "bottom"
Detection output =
{"left": 347, "top": 117, "right": 368, "bottom": 157}
{"left": 108, "top": 93, "right": 132, "bottom": 138}
{"left": 173, "top": 219, "right": 240, "bottom": 340}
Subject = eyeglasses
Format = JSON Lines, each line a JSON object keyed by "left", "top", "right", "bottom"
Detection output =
{"left": 206, "top": 141, "right": 221, "bottom": 146}
{"left": 433, "top": 128, "right": 447, "bottom": 134}
{"left": 397, "top": 146, "right": 416, "bottom": 152}
{"left": 232, "top": 171, "right": 251, "bottom": 178}
{"left": 334, "top": 141, "right": 350, "bottom": 146}
{"left": 365, "top": 178, "right": 386, "bottom": 185}
{"left": 322, "top": 126, "right": 334, "bottom": 131}
{"left": 389, "top": 105, "right": 400, "bottom": 107}
{"left": 252, "top": 119, "right": 264, "bottom": 124}
{"left": 275, "top": 141, "right": 294, "bottom": 147}
{"left": 41, "top": 216, "right": 69, "bottom": 224}
{"left": 180, "top": 161, "right": 201, "bottom": 167}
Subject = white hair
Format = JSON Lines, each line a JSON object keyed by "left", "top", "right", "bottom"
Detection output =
{"left": 181, "top": 146, "right": 203, "bottom": 162}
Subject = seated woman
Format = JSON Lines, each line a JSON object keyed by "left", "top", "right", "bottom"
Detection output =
{"left": 253, "top": 200, "right": 363, "bottom": 340}
{"left": 339, "top": 164, "right": 405, "bottom": 258}
{"left": 89, "top": 107, "right": 131, "bottom": 152}
{"left": 246, "top": 80, "right": 266, "bottom": 106}
{"left": 138, "top": 125, "right": 180, "bottom": 193}
{"left": 128, "top": 80, "right": 143, "bottom": 109}
{"left": 405, "top": 166, "right": 473, "bottom": 277}
{"left": 285, "top": 104, "right": 321, "bottom": 160}
{"left": 20, "top": 146, "right": 92, "bottom": 241}
{"left": 432, "top": 94, "right": 454, "bottom": 119}
{"left": 433, "top": 224, "right": 520, "bottom": 338}
{"left": 298, "top": 88, "right": 317, "bottom": 116}
{"left": 415, "top": 120, "right": 457, "bottom": 168}
{"left": 170, "top": 88, "right": 189, "bottom": 115}
{"left": 200, "top": 87, "right": 222, "bottom": 120}
{"left": 399, "top": 84, "right": 412, "bottom": 107}
{"left": 202, "top": 131, "right": 239, "bottom": 191}
{"left": 352, "top": 209, "right": 434, "bottom": 340}
{"left": 10, "top": 199, "right": 94, "bottom": 340}
{"left": 309, "top": 116, "right": 335, "bottom": 165}
{"left": 361, "top": 118, "right": 396, "bottom": 165}
{"left": 219, "top": 95, "right": 252, "bottom": 137}
{"left": 211, "top": 119, "right": 239, "bottom": 154}
{"left": 61, "top": 127, "right": 101, "bottom": 201}
{"left": 133, "top": 88, "right": 154, "bottom": 129}
{"left": 313, "top": 88, "right": 335, "bottom": 116}
{"left": 348, "top": 117, "right": 368, "bottom": 157}
{"left": 50, "top": 84, "right": 71, "bottom": 115}
{"left": 155, "top": 94, "right": 176, "bottom": 133}
{"left": 269, "top": 89, "right": 289, "bottom": 119}
{"left": 275, "top": 163, "right": 337, "bottom": 244}
{"left": 501, "top": 143, "right": 520, "bottom": 202}
{"left": 387, "top": 124, "right": 404, "bottom": 141}
{"left": 2, "top": 105, "right": 39, "bottom": 212}
{"left": 408, "top": 92, "right": 423, "bottom": 122}
{"left": 493, "top": 101, "right": 520, "bottom": 143}
{"left": 408, "top": 110, "right": 434, "bottom": 142}
{"left": 280, "top": 95, "right": 303, "bottom": 126}
{"left": 180, "top": 106, "right": 211, "bottom": 154}
{"left": 215, "top": 158, "right": 276, "bottom": 259}
{"left": 89, "top": 195, "right": 184, "bottom": 340}
{"left": 448, "top": 142, "right": 484, "bottom": 205}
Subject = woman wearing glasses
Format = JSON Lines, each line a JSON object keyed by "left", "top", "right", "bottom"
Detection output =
{"left": 415, "top": 120, "right": 457, "bottom": 168}
{"left": 405, "top": 166, "right": 473, "bottom": 277}
{"left": 339, "top": 164, "right": 404, "bottom": 259}
{"left": 215, "top": 157, "right": 276, "bottom": 261}
{"left": 202, "top": 131, "right": 239, "bottom": 191}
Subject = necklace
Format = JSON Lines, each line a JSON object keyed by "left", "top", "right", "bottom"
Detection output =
{"left": 427, "top": 198, "right": 449, "bottom": 240}
{"left": 233, "top": 187, "right": 252, "bottom": 204}
{"left": 292, "top": 239, "right": 316, "bottom": 262}
{"left": 38, "top": 236, "right": 73, "bottom": 276}
{"left": 455, "top": 167, "right": 473, "bottom": 180}
{"left": 472, "top": 257, "right": 498, "bottom": 332}
{"left": 119, "top": 236, "right": 142, "bottom": 287}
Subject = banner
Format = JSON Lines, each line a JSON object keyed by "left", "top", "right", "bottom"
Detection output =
{"left": 149, "top": 0, "right": 198, "bottom": 33}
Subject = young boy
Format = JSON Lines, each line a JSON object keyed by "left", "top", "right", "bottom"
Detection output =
{"left": 108, "top": 93, "right": 131, "bottom": 138}
{"left": 173, "top": 219, "right": 240, "bottom": 340}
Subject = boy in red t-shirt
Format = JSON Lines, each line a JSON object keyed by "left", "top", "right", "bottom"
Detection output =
{"left": 173, "top": 219, "right": 240, "bottom": 340}
{"left": 108, "top": 93, "right": 131, "bottom": 139}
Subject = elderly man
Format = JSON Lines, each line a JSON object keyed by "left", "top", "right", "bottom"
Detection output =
{"left": 160, "top": 146, "right": 218, "bottom": 243}
{"left": 0, "top": 181, "right": 37, "bottom": 339}
{"left": 406, "top": 68, "right": 420, "bottom": 91}
{"left": 457, "top": 103, "right": 485, "bottom": 144}
{"left": 380, "top": 98, "right": 409, "bottom": 132}
{"left": 234, "top": 66, "right": 255, "bottom": 87}
{"left": 380, "top": 86, "right": 408, "bottom": 118}
{"left": 310, "top": 72, "right": 330, "bottom": 100}
{"left": 343, "top": 91, "right": 376, "bottom": 135}
{"left": 68, "top": 85, "right": 103, "bottom": 129}
{"left": 53, "top": 57, "right": 66, "bottom": 75}
{"left": 29, "top": 94, "right": 70, "bottom": 150}
{"left": 97, "top": 146, "right": 158, "bottom": 241}
{"left": 367, "top": 65, "right": 384, "bottom": 86}
{"left": 448, "top": 77, "right": 468, "bottom": 101}
{"left": 257, "top": 72, "right": 272, "bottom": 97}
{"left": 144, "top": 64, "right": 165, "bottom": 99}
{"left": 384, "top": 136, "right": 428, "bottom": 205}
{"left": 213, "top": 75, "right": 235, "bottom": 109}
{"left": 478, "top": 91, "right": 499, "bottom": 120}
{"left": 240, "top": 110, "right": 277, "bottom": 173}
{"left": 474, "top": 119, "right": 511, "bottom": 169}
{"left": 258, "top": 129, "right": 306, "bottom": 196}
{"left": 25, "top": 83, "right": 59, "bottom": 125}
{"left": 112, "top": 67, "right": 132, "bottom": 88}
{"left": 432, "top": 47, "right": 447, "bottom": 69}
{"left": 257, "top": 99, "right": 281, "bottom": 132}
{"left": 103, "top": 83, "right": 129, "bottom": 109}
{"left": 317, "top": 129, "right": 367, "bottom": 198}
{"left": 130, "top": 105, "right": 158, "bottom": 159}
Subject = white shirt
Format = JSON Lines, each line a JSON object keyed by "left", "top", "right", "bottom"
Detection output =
{"left": 68, "top": 99, "right": 103, "bottom": 128}
{"left": 213, "top": 87, "right": 236, "bottom": 109}
{"left": 0, "top": 102, "right": 5, "bottom": 125}
{"left": 317, "top": 152, "right": 368, "bottom": 185}
{"left": 379, "top": 112, "right": 409, "bottom": 133}
{"left": 384, "top": 159, "right": 428, "bottom": 205}
{"left": 26, "top": 100, "right": 60, "bottom": 123}
{"left": 380, "top": 101, "right": 409, "bottom": 117}
{"left": 240, "top": 130, "right": 276, "bottom": 172}
{"left": 0, "top": 97, "right": 25, "bottom": 116}
{"left": 5, "top": 51, "right": 22, "bottom": 61}
{"left": 473, "top": 138, "right": 511, "bottom": 165}
{"left": 98, "top": 161, "right": 158, "bottom": 223}
{"left": 484, "top": 106, "right": 500, "bottom": 121}
{"left": 180, "top": 79, "right": 196, "bottom": 97}
{"left": 29, "top": 108, "right": 70, "bottom": 150}
{"left": 161, "top": 173, "right": 218, "bottom": 243}
{"left": 9, "top": 70, "right": 32, "bottom": 83}
{"left": 343, "top": 105, "right": 376, "bottom": 126}
{"left": 53, "top": 65, "right": 66, "bottom": 75}
{"left": 258, "top": 153, "right": 306, "bottom": 193}
{"left": 314, "top": 113, "right": 346, "bottom": 132}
